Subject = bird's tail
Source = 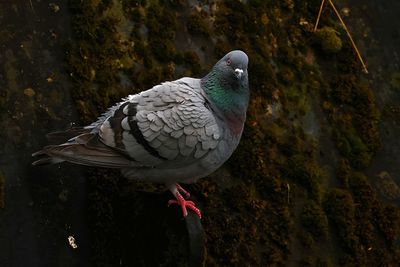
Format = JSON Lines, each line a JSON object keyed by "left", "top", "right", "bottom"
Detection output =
{"left": 32, "top": 130, "right": 134, "bottom": 168}
{"left": 32, "top": 126, "right": 90, "bottom": 166}
{"left": 31, "top": 150, "right": 65, "bottom": 166}
{"left": 45, "top": 127, "right": 89, "bottom": 143}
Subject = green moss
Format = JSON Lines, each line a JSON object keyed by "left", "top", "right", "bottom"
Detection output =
{"left": 67, "top": 0, "right": 133, "bottom": 123}
{"left": 146, "top": 3, "right": 177, "bottom": 62}
{"left": 285, "top": 154, "right": 322, "bottom": 202}
{"left": 378, "top": 204, "right": 400, "bottom": 246}
{"left": 166, "top": 0, "right": 186, "bottom": 9}
{"left": 390, "top": 72, "right": 400, "bottom": 90}
{"left": 348, "top": 173, "right": 381, "bottom": 257}
{"left": 214, "top": 39, "right": 230, "bottom": 59}
{"left": 316, "top": 258, "right": 334, "bottom": 267}
{"left": 0, "top": 170, "right": 4, "bottom": 208}
{"left": 298, "top": 230, "right": 315, "bottom": 247}
{"left": 336, "top": 158, "right": 351, "bottom": 188}
{"left": 299, "top": 256, "right": 314, "bottom": 267}
{"left": 332, "top": 124, "right": 372, "bottom": 169}
{"left": 324, "top": 188, "right": 363, "bottom": 262}
{"left": 183, "top": 51, "right": 201, "bottom": 75}
{"left": 224, "top": 116, "right": 291, "bottom": 266}
{"left": 301, "top": 200, "right": 329, "bottom": 240}
{"left": 321, "top": 59, "right": 381, "bottom": 170}
{"left": 0, "top": 90, "right": 8, "bottom": 114}
{"left": 316, "top": 27, "right": 342, "bottom": 53}
{"left": 278, "top": 66, "right": 295, "bottom": 85}
{"left": 187, "top": 12, "right": 211, "bottom": 37}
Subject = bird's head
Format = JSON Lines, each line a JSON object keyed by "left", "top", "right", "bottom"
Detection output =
{"left": 201, "top": 50, "right": 250, "bottom": 130}
{"left": 214, "top": 50, "right": 249, "bottom": 88}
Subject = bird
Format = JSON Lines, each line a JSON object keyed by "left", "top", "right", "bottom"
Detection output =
{"left": 32, "top": 50, "right": 249, "bottom": 219}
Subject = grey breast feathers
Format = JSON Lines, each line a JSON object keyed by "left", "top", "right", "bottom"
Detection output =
{"left": 98, "top": 78, "right": 222, "bottom": 168}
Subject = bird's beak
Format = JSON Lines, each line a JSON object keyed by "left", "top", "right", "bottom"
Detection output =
{"left": 234, "top": 68, "right": 244, "bottom": 79}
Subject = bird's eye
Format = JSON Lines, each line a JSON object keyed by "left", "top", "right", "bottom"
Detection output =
{"left": 226, "top": 59, "right": 231, "bottom": 65}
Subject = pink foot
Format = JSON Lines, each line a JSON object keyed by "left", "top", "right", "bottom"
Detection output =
{"left": 168, "top": 184, "right": 202, "bottom": 219}
{"left": 176, "top": 183, "right": 190, "bottom": 198}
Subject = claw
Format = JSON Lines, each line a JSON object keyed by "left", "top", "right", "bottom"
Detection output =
{"left": 168, "top": 184, "right": 202, "bottom": 219}
{"left": 168, "top": 199, "right": 196, "bottom": 206}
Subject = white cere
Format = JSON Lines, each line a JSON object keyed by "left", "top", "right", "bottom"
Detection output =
{"left": 234, "top": 68, "right": 244, "bottom": 77}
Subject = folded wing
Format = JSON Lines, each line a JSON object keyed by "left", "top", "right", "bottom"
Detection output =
{"left": 33, "top": 78, "right": 222, "bottom": 169}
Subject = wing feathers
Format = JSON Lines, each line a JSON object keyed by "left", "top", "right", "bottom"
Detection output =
{"left": 34, "top": 77, "right": 222, "bottom": 169}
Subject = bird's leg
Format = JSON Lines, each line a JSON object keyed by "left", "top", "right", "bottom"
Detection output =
{"left": 176, "top": 183, "right": 190, "bottom": 198}
{"left": 168, "top": 184, "right": 202, "bottom": 219}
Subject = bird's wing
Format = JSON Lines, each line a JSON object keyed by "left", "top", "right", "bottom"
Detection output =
{"left": 98, "top": 78, "right": 222, "bottom": 167}
{"left": 33, "top": 78, "right": 222, "bottom": 169}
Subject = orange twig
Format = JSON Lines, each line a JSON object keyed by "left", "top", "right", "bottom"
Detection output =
{"left": 314, "top": 0, "right": 326, "bottom": 32}
{"left": 328, "top": 0, "right": 369, "bottom": 73}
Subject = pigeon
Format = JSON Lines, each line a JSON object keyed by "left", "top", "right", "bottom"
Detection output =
{"left": 33, "top": 50, "right": 249, "bottom": 219}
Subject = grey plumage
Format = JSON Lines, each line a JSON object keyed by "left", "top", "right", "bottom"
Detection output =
{"left": 33, "top": 50, "right": 249, "bottom": 190}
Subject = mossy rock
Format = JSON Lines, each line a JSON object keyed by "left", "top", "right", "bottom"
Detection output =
{"left": 375, "top": 171, "right": 400, "bottom": 201}
{"left": 316, "top": 258, "right": 334, "bottom": 267}
{"left": 61, "top": 0, "right": 397, "bottom": 265}
{"left": 298, "top": 230, "right": 315, "bottom": 248}
{"left": 187, "top": 12, "right": 211, "bottom": 37}
{"left": 324, "top": 189, "right": 359, "bottom": 254}
{"left": 390, "top": 72, "right": 400, "bottom": 90}
{"left": 300, "top": 200, "right": 329, "bottom": 240}
{"left": 316, "top": 27, "right": 342, "bottom": 53}
{"left": 0, "top": 170, "right": 4, "bottom": 208}
{"left": 299, "top": 256, "right": 315, "bottom": 267}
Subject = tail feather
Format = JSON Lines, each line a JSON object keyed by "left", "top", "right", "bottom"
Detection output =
{"left": 32, "top": 132, "right": 136, "bottom": 168}
{"left": 32, "top": 156, "right": 64, "bottom": 166}
{"left": 46, "top": 127, "right": 90, "bottom": 143}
